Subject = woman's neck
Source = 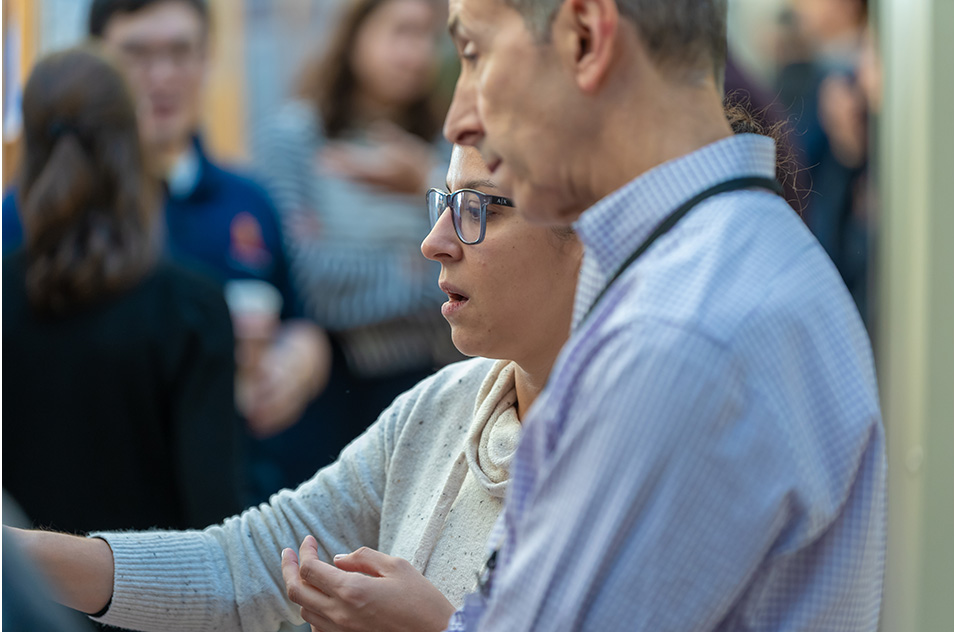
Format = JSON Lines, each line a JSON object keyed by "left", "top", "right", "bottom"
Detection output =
{"left": 513, "top": 355, "right": 557, "bottom": 421}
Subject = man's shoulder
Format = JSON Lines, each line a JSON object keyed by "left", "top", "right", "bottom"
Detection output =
{"left": 200, "top": 158, "right": 277, "bottom": 211}
{"left": 574, "top": 194, "right": 869, "bottom": 388}
{"left": 182, "top": 155, "right": 285, "bottom": 243}
{"left": 577, "top": 200, "right": 874, "bottom": 404}
{"left": 623, "top": 194, "right": 836, "bottom": 341}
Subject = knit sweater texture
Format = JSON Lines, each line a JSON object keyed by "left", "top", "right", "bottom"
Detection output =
{"left": 92, "top": 357, "right": 519, "bottom": 632}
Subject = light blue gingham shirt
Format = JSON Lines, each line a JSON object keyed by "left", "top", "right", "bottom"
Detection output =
{"left": 447, "top": 134, "right": 886, "bottom": 631}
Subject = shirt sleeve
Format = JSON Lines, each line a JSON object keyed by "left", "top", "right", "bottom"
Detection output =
{"left": 91, "top": 380, "right": 413, "bottom": 632}
{"left": 474, "top": 322, "right": 801, "bottom": 631}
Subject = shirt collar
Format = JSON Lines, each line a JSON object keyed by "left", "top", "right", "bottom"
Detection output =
{"left": 166, "top": 143, "right": 202, "bottom": 199}
{"left": 574, "top": 133, "right": 777, "bottom": 274}
{"left": 570, "top": 133, "right": 777, "bottom": 324}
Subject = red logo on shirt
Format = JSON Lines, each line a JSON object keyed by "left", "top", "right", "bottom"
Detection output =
{"left": 229, "top": 212, "right": 272, "bottom": 269}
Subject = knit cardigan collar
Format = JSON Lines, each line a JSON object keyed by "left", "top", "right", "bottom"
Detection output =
{"left": 411, "top": 360, "right": 521, "bottom": 570}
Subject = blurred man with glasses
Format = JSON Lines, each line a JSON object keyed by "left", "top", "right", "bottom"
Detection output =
{"left": 89, "top": 0, "right": 208, "bottom": 175}
{"left": 92, "top": 0, "right": 330, "bottom": 504}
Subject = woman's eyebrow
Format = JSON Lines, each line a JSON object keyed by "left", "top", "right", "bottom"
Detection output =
{"left": 457, "top": 179, "right": 497, "bottom": 191}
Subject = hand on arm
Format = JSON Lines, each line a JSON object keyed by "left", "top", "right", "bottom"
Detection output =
{"left": 818, "top": 75, "right": 868, "bottom": 168}
{"left": 282, "top": 535, "right": 455, "bottom": 632}
{"left": 244, "top": 320, "right": 333, "bottom": 438}
{"left": 319, "top": 121, "right": 436, "bottom": 196}
{"left": 6, "top": 527, "right": 114, "bottom": 616}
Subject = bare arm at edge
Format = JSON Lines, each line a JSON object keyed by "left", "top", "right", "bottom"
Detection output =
{"left": 5, "top": 526, "right": 114, "bottom": 616}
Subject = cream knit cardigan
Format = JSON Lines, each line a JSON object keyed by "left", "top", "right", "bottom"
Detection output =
{"left": 92, "top": 357, "right": 520, "bottom": 632}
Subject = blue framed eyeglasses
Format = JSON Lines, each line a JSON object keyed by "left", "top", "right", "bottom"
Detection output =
{"left": 426, "top": 188, "right": 515, "bottom": 245}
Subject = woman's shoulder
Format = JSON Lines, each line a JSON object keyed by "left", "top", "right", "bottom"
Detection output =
{"left": 331, "top": 357, "right": 496, "bottom": 472}
{"left": 146, "top": 259, "right": 221, "bottom": 294}
{"left": 376, "top": 357, "right": 497, "bottom": 432}
{"left": 2, "top": 253, "right": 222, "bottom": 321}
{"left": 408, "top": 357, "right": 497, "bottom": 401}
{"left": 140, "top": 262, "right": 232, "bottom": 331}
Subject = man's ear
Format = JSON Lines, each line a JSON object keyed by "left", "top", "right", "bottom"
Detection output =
{"left": 553, "top": 0, "right": 619, "bottom": 93}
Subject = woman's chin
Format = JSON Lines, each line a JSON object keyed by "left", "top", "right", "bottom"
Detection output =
{"left": 451, "top": 334, "right": 513, "bottom": 364}
{"left": 450, "top": 332, "right": 485, "bottom": 360}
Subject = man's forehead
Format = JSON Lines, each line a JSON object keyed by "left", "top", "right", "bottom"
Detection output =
{"left": 447, "top": 0, "right": 507, "bottom": 36}
{"left": 104, "top": 4, "right": 204, "bottom": 44}
{"left": 447, "top": 148, "right": 496, "bottom": 190}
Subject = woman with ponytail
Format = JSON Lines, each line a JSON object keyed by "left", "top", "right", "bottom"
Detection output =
{"left": 3, "top": 45, "right": 244, "bottom": 533}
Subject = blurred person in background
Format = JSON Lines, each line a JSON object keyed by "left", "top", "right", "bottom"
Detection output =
{"left": 2, "top": 45, "right": 243, "bottom": 536}
{"left": 7, "top": 143, "right": 583, "bottom": 632}
{"left": 1, "top": 0, "right": 333, "bottom": 506}
{"left": 814, "top": 22, "right": 881, "bottom": 322}
{"left": 774, "top": 0, "right": 873, "bottom": 323}
{"left": 252, "top": 0, "right": 462, "bottom": 481}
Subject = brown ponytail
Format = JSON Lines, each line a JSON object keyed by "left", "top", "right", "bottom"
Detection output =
{"left": 18, "top": 45, "right": 160, "bottom": 315}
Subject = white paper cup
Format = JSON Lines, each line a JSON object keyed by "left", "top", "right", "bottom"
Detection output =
{"left": 224, "top": 280, "right": 284, "bottom": 415}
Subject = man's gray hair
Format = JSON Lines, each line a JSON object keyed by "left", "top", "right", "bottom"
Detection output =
{"left": 503, "top": 0, "right": 728, "bottom": 84}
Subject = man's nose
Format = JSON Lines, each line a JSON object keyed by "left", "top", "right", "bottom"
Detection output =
{"left": 143, "top": 58, "right": 180, "bottom": 85}
{"left": 443, "top": 76, "right": 483, "bottom": 147}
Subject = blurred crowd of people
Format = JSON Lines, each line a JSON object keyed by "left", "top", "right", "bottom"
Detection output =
{"left": 3, "top": 0, "right": 460, "bottom": 538}
{"left": 775, "top": 0, "right": 879, "bottom": 325}
{"left": 2, "top": 0, "right": 882, "bottom": 627}
{"left": 728, "top": 0, "right": 879, "bottom": 324}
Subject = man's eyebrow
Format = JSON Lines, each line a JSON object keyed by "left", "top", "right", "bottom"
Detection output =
{"left": 447, "top": 15, "right": 460, "bottom": 40}
{"left": 120, "top": 35, "right": 198, "bottom": 47}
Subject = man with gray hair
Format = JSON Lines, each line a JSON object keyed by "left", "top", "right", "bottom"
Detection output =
{"left": 288, "top": 0, "right": 886, "bottom": 629}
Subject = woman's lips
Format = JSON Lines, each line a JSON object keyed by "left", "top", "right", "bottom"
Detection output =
{"left": 439, "top": 283, "right": 469, "bottom": 318}
{"left": 441, "top": 294, "right": 468, "bottom": 318}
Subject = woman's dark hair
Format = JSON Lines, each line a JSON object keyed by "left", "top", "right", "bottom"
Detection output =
{"left": 724, "top": 94, "right": 803, "bottom": 213}
{"left": 298, "top": 0, "right": 441, "bottom": 141}
{"left": 18, "top": 45, "right": 160, "bottom": 315}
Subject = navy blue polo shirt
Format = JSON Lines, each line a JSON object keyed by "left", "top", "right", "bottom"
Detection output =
{"left": 3, "top": 138, "right": 299, "bottom": 320}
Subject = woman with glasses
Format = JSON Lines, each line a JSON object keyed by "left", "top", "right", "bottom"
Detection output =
{"left": 9, "top": 144, "right": 583, "bottom": 632}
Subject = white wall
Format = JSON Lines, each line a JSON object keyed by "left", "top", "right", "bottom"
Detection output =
{"left": 727, "top": 0, "right": 789, "bottom": 86}
{"left": 875, "top": 0, "right": 954, "bottom": 629}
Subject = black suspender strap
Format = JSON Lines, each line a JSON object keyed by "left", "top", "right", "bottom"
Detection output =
{"left": 583, "top": 176, "right": 783, "bottom": 323}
